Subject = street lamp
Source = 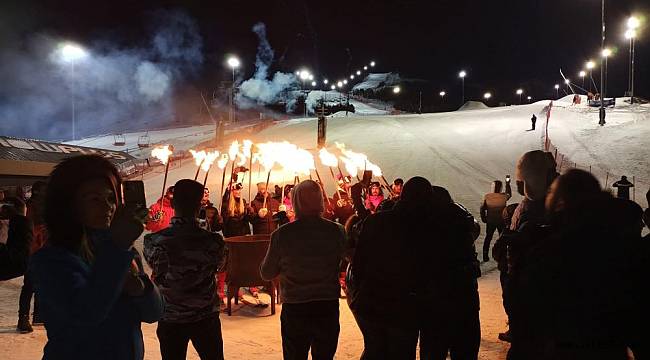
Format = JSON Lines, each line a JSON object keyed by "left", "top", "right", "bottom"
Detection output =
{"left": 227, "top": 56, "right": 240, "bottom": 124}
{"left": 393, "top": 86, "right": 401, "bottom": 94}
{"left": 564, "top": 79, "right": 571, "bottom": 93}
{"left": 331, "top": 85, "right": 336, "bottom": 90}
{"left": 527, "top": 96, "right": 532, "bottom": 103}
{"left": 554, "top": 84, "right": 560, "bottom": 99}
{"left": 370, "top": 61, "right": 376, "bottom": 67}
{"left": 350, "top": 75, "right": 355, "bottom": 80}
{"left": 56, "top": 43, "right": 88, "bottom": 140}
{"left": 364, "top": 66, "right": 368, "bottom": 70}
{"left": 579, "top": 71, "right": 586, "bottom": 89}
{"left": 311, "top": 81, "right": 317, "bottom": 87}
{"left": 323, "top": 79, "right": 329, "bottom": 85}
{"left": 458, "top": 70, "right": 467, "bottom": 105}
{"left": 516, "top": 89, "right": 523, "bottom": 104}
{"left": 439, "top": 91, "right": 446, "bottom": 98}
{"left": 626, "top": 16, "right": 639, "bottom": 104}
{"left": 484, "top": 92, "right": 491, "bottom": 100}
{"left": 356, "top": 70, "right": 361, "bottom": 75}
{"left": 601, "top": 48, "right": 612, "bottom": 107}
{"left": 586, "top": 60, "right": 595, "bottom": 92}
{"left": 337, "top": 81, "right": 343, "bottom": 88}
{"left": 343, "top": 80, "right": 348, "bottom": 85}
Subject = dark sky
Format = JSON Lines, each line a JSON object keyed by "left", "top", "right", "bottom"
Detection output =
{"left": 2, "top": 0, "right": 649, "bottom": 105}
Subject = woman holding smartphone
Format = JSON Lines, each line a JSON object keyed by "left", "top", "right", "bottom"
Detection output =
{"left": 30, "top": 155, "right": 164, "bottom": 360}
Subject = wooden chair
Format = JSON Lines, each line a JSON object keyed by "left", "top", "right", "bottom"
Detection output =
{"left": 224, "top": 234, "right": 277, "bottom": 316}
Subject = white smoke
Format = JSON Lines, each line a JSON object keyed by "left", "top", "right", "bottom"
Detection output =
{"left": 0, "top": 10, "right": 202, "bottom": 140}
{"left": 236, "top": 22, "right": 299, "bottom": 111}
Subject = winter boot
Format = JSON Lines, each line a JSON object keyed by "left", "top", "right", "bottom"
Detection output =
{"left": 17, "top": 315, "right": 33, "bottom": 334}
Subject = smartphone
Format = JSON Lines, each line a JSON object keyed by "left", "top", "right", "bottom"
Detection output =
{"left": 362, "top": 170, "right": 373, "bottom": 187}
{"left": 123, "top": 180, "right": 147, "bottom": 208}
{"left": 506, "top": 175, "right": 511, "bottom": 183}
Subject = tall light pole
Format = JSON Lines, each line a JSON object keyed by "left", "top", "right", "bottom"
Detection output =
{"left": 586, "top": 60, "right": 595, "bottom": 93}
{"left": 527, "top": 96, "right": 532, "bottom": 104}
{"left": 516, "top": 89, "right": 523, "bottom": 104}
{"left": 299, "top": 69, "right": 311, "bottom": 118}
{"left": 564, "top": 79, "right": 571, "bottom": 94}
{"left": 554, "top": 84, "right": 560, "bottom": 99}
{"left": 458, "top": 70, "right": 467, "bottom": 105}
{"left": 58, "top": 43, "right": 88, "bottom": 141}
{"left": 626, "top": 16, "right": 639, "bottom": 104}
{"left": 579, "top": 71, "right": 586, "bottom": 89}
{"left": 483, "top": 92, "right": 491, "bottom": 105}
{"left": 599, "top": 0, "right": 606, "bottom": 126}
{"left": 227, "top": 56, "right": 240, "bottom": 123}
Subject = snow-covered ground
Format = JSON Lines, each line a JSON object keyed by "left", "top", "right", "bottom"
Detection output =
{"left": 2, "top": 95, "right": 648, "bottom": 360}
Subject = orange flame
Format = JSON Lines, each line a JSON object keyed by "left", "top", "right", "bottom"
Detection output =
{"left": 151, "top": 145, "right": 173, "bottom": 165}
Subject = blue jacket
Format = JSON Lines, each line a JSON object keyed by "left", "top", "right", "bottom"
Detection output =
{"left": 31, "top": 229, "right": 164, "bottom": 360}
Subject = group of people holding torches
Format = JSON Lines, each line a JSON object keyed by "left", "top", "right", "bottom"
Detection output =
{"left": 146, "top": 140, "right": 403, "bottom": 306}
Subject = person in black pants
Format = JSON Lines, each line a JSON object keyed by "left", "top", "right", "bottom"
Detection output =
{"left": 144, "top": 179, "right": 226, "bottom": 360}
{"left": 261, "top": 180, "right": 346, "bottom": 360}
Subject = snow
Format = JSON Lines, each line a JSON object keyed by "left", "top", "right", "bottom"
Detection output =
{"left": 458, "top": 101, "right": 489, "bottom": 111}
{"left": 65, "top": 125, "right": 217, "bottom": 158}
{"left": 351, "top": 72, "right": 400, "bottom": 91}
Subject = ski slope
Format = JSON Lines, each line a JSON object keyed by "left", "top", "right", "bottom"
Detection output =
{"left": 139, "top": 96, "right": 650, "bottom": 214}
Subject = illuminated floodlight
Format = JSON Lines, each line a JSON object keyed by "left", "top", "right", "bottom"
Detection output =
{"left": 627, "top": 16, "right": 640, "bottom": 30}
{"left": 299, "top": 70, "right": 310, "bottom": 80}
{"left": 323, "top": 79, "right": 329, "bottom": 84}
{"left": 439, "top": 91, "right": 446, "bottom": 97}
{"left": 393, "top": 86, "right": 401, "bottom": 94}
{"left": 311, "top": 81, "right": 316, "bottom": 86}
{"left": 363, "top": 66, "right": 368, "bottom": 70}
{"left": 59, "top": 43, "right": 87, "bottom": 62}
{"left": 484, "top": 92, "right": 492, "bottom": 99}
{"left": 625, "top": 30, "right": 637, "bottom": 39}
{"left": 579, "top": 71, "right": 586, "bottom": 78}
{"left": 459, "top": 70, "right": 467, "bottom": 78}
{"left": 554, "top": 84, "right": 560, "bottom": 89}
{"left": 308, "top": 74, "right": 314, "bottom": 81}
{"left": 586, "top": 60, "right": 595, "bottom": 69}
{"left": 350, "top": 75, "right": 355, "bottom": 79}
{"left": 527, "top": 96, "right": 532, "bottom": 100}
{"left": 227, "top": 56, "right": 240, "bottom": 69}
{"left": 343, "top": 79, "right": 348, "bottom": 84}
{"left": 356, "top": 70, "right": 361, "bottom": 75}
{"left": 516, "top": 89, "right": 523, "bottom": 95}
{"left": 370, "top": 61, "right": 376, "bottom": 67}
{"left": 331, "top": 85, "right": 336, "bottom": 90}
{"left": 601, "top": 48, "right": 612, "bottom": 58}
{"left": 337, "top": 81, "right": 343, "bottom": 87}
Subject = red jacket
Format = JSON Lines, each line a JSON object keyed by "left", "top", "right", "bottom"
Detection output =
{"left": 146, "top": 197, "right": 174, "bottom": 233}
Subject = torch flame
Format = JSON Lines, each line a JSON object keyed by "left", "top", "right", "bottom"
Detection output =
{"left": 340, "top": 156, "right": 358, "bottom": 177}
{"left": 228, "top": 140, "right": 240, "bottom": 161}
{"left": 217, "top": 154, "right": 229, "bottom": 170}
{"left": 319, "top": 148, "right": 338, "bottom": 167}
{"left": 201, "top": 151, "right": 220, "bottom": 172}
{"left": 151, "top": 145, "right": 173, "bottom": 165}
{"left": 189, "top": 149, "right": 207, "bottom": 166}
{"left": 365, "top": 160, "right": 383, "bottom": 177}
{"left": 242, "top": 139, "right": 253, "bottom": 156}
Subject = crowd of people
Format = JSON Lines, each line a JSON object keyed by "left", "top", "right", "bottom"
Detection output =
{"left": 0, "top": 150, "right": 648, "bottom": 360}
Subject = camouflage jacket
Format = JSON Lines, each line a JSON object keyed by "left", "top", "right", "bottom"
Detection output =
{"left": 143, "top": 217, "right": 225, "bottom": 323}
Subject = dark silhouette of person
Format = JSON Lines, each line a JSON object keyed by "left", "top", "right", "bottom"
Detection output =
{"left": 530, "top": 114, "right": 537, "bottom": 130}
{"left": 612, "top": 176, "right": 634, "bottom": 200}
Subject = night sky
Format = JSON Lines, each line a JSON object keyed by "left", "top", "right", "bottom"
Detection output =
{"left": 2, "top": 0, "right": 648, "bottom": 109}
